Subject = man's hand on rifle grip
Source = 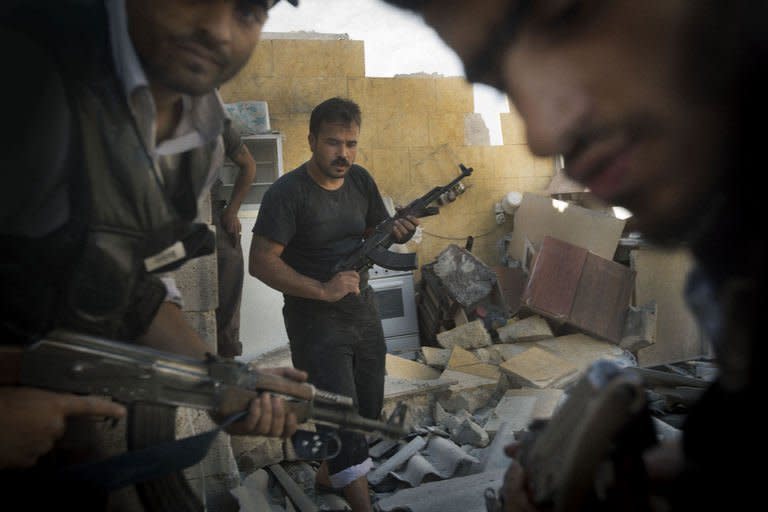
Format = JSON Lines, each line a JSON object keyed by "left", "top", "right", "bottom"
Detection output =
{"left": 392, "top": 213, "right": 420, "bottom": 243}
{"left": 224, "top": 367, "right": 308, "bottom": 438}
{"left": 321, "top": 270, "right": 360, "bottom": 301}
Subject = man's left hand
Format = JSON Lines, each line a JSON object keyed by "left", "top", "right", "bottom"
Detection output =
{"left": 221, "top": 207, "right": 241, "bottom": 247}
{"left": 224, "top": 367, "right": 308, "bottom": 438}
{"left": 392, "top": 214, "right": 419, "bottom": 243}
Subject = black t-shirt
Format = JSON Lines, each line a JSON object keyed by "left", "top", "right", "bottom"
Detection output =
{"left": 254, "top": 163, "right": 389, "bottom": 283}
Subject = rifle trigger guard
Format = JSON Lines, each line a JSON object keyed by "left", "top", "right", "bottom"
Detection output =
{"left": 291, "top": 430, "right": 341, "bottom": 460}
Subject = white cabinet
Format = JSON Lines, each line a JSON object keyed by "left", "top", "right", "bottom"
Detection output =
{"left": 221, "top": 133, "right": 284, "bottom": 207}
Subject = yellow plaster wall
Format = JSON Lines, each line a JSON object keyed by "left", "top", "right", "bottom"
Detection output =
{"left": 220, "top": 36, "right": 554, "bottom": 268}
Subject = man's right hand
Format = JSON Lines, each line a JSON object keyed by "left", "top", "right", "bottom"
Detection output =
{"left": 0, "top": 387, "right": 126, "bottom": 470}
{"left": 500, "top": 443, "right": 542, "bottom": 512}
{"left": 321, "top": 270, "right": 360, "bottom": 302}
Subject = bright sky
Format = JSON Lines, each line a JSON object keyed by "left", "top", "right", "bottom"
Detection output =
{"left": 265, "top": 0, "right": 510, "bottom": 145}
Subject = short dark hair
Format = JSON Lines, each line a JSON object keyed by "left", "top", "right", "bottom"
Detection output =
{"left": 309, "top": 97, "right": 362, "bottom": 136}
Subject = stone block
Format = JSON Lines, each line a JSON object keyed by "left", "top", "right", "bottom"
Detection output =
{"left": 493, "top": 144, "right": 537, "bottom": 179}
{"left": 500, "top": 109, "right": 526, "bottom": 145}
{"left": 446, "top": 346, "right": 501, "bottom": 381}
{"left": 273, "top": 39, "right": 364, "bottom": 78}
{"left": 421, "top": 346, "right": 451, "bottom": 368}
{"left": 428, "top": 112, "right": 467, "bottom": 146}
{"left": 370, "top": 148, "right": 414, "bottom": 203}
{"left": 499, "top": 346, "right": 578, "bottom": 389}
{"left": 370, "top": 76, "right": 437, "bottom": 113}
{"left": 436, "top": 320, "right": 492, "bottom": 350}
{"left": 386, "top": 353, "right": 442, "bottom": 380}
{"left": 374, "top": 110, "right": 430, "bottom": 148}
{"left": 492, "top": 343, "right": 534, "bottom": 361}
{"left": 437, "top": 369, "right": 498, "bottom": 413}
{"left": 535, "top": 334, "right": 636, "bottom": 373}
{"left": 289, "top": 77, "right": 349, "bottom": 114}
{"left": 496, "top": 315, "right": 553, "bottom": 343}
{"left": 433, "top": 244, "right": 498, "bottom": 309}
{"left": 434, "top": 76, "right": 474, "bottom": 113}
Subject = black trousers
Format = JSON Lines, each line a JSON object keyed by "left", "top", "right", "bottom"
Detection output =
{"left": 283, "top": 287, "right": 386, "bottom": 477}
{"left": 213, "top": 200, "right": 244, "bottom": 358}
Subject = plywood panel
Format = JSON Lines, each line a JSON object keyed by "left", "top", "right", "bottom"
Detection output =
{"left": 633, "top": 247, "right": 706, "bottom": 366}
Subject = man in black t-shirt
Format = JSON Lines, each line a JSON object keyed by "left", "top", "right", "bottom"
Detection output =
{"left": 250, "top": 97, "right": 418, "bottom": 512}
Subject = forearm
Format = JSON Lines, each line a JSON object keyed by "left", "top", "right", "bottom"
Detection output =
{"left": 135, "top": 302, "right": 212, "bottom": 359}
{"left": 250, "top": 251, "right": 329, "bottom": 301}
{"left": 225, "top": 164, "right": 256, "bottom": 215}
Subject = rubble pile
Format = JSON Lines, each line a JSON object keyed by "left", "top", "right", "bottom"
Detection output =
{"left": 229, "top": 192, "right": 715, "bottom": 511}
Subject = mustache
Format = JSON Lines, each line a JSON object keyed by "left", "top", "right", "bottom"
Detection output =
{"left": 331, "top": 157, "right": 350, "bottom": 166}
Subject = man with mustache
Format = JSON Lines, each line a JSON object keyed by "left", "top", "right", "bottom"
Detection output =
{"left": 0, "top": 0, "right": 305, "bottom": 505}
{"left": 381, "top": 1, "right": 765, "bottom": 510}
{"left": 250, "top": 97, "right": 419, "bottom": 512}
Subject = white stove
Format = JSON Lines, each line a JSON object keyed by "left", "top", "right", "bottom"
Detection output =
{"left": 368, "top": 265, "right": 420, "bottom": 359}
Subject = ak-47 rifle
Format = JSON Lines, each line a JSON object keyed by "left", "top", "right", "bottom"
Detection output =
{"left": 0, "top": 329, "right": 406, "bottom": 440}
{"left": 486, "top": 360, "right": 658, "bottom": 512}
{"left": 332, "top": 163, "right": 473, "bottom": 273}
{"left": 1, "top": 330, "right": 408, "bottom": 510}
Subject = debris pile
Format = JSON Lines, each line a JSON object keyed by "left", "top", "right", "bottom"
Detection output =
{"left": 228, "top": 191, "right": 715, "bottom": 511}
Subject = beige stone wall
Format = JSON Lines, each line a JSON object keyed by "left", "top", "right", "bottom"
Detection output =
{"left": 220, "top": 36, "right": 554, "bottom": 268}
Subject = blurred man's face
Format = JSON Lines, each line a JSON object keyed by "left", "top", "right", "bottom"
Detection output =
{"left": 423, "top": 0, "right": 733, "bottom": 242}
{"left": 126, "top": 0, "right": 267, "bottom": 96}
{"left": 309, "top": 121, "right": 359, "bottom": 181}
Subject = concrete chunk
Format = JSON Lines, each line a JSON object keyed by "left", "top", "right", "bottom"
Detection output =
{"left": 368, "top": 435, "right": 427, "bottom": 485}
{"left": 422, "top": 346, "right": 452, "bottom": 368}
{"left": 437, "top": 369, "right": 498, "bottom": 413}
{"left": 436, "top": 319, "right": 492, "bottom": 350}
{"left": 484, "top": 388, "right": 565, "bottom": 436}
{"left": 386, "top": 353, "right": 442, "bottom": 380}
{"left": 447, "top": 346, "right": 501, "bottom": 380}
{"left": 433, "top": 244, "right": 498, "bottom": 308}
{"left": 499, "top": 346, "right": 578, "bottom": 389}
{"left": 496, "top": 315, "right": 553, "bottom": 343}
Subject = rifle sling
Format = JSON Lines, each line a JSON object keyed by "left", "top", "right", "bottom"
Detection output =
{"left": 57, "top": 409, "right": 247, "bottom": 491}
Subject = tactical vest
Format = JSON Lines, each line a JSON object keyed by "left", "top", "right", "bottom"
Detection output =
{"left": 1, "top": 4, "right": 216, "bottom": 343}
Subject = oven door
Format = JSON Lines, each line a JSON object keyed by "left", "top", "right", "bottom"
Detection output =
{"left": 369, "top": 273, "right": 418, "bottom": 339}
